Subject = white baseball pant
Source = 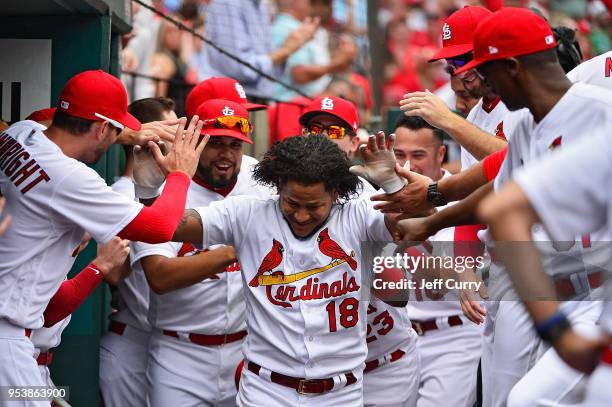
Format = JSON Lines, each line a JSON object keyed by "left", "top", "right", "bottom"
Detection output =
{"left": 146, "top": 331, "right": 242, "bottom": 407}
{"left": 578, "top": 361, "right": 612, "bottom": 407}
{"left": 481, "top": 300, "right": 541, "bottom": 407}
{"left": 237, "top": 363, "right": 363, "bottom": 407}
{"left": 363, "top": 346, "right": 420, "bottom": 406}
{"left": 99, "top": 324, "right": 150, "bottom": 407}
{"left": 414, "top": 318, "right": 483, "bottom": 407}
{"left": 0, "top": 320, "right": 48, "bottom": 407}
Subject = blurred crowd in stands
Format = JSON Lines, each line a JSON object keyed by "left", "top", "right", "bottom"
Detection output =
{"left": 121, "top": 0, "right": 612, "bottom": 139}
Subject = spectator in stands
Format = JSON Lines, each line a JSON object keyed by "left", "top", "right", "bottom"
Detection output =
{"left": 203, "top": 0, "right": 319, "bottom": 98}
{"left": 273, "top": 1, "right": 357, "bottom": 101}
{"left": 151, "top": 18, "right": 199, "bottom": 115}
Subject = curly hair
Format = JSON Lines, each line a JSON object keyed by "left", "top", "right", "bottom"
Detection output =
{"left": 253, "top": 135, "right": 362, "bottom": 202}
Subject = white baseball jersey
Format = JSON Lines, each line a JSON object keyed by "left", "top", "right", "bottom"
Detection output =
{"left": 365, "top": 298, "right": 416, "bottom": 361}
{"left": 489, "top": 82, "right": 612, "bottom": 296}
{"left": 566, "top": 50, "right": 612, "bottom": 88}
{"left": 107, "top": 176, "right": 152, "bottom": 332}
{"left": 462, "top": 97, "right": 523, "bottom": 170}
{"left": 133, "top": 156, "right": 270, "bottom": 334}
{"left": 31, "top": 316, "right": 71, "bottom": 353}
{"left": 0, "top": 121, "right": 142, "bottom": 328}
{"left": 461, "top": 97, "right": 513, "bottom": 170}
{"left": 513, "top": 128, "right": 612, "bottom": 334}
{"left": 194, "top": 195, "right": 391, "bottom": 378}
{"left": 407, "top": 170, "right": 466, "bottom": 320}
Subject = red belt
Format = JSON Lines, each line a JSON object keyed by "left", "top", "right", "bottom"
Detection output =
{"left": 554, "top": 271, "right": 603, "bottom": 300}
{"left": 109, "top": 321, "right": 127, "bottom": 336}
{"left": 37, "top": 351, "right": 54, "bottom": 366}
{"left": 162, "top": 330, "right": 247, "bottom": 346}
{"left": 364, "top": 349, "right": 405, "bottom": 373}
{"left": 602, "top": 346, "right": 612, "bottom": 365}
{"left": 247, "top": 361, "right": 357, "bottom": 395}
{"left": 25, "top": 329, "right": 32, "bottom": 337}
{"left": 411, "top": 315, "right": 463, "bottom": 336}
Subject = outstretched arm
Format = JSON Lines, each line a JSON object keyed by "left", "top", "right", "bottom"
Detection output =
{"left": 171, "top": 208, "right": 204, "bottom": 244}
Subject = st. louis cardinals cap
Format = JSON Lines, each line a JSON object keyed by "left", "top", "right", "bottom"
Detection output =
{"left": 196, "top": 99, "right": 254, "bottom": 144}
{"left": 455, "top": 8, "right": 557, "bottom": 74}
{"left": 429, "top": 6, "right": 492, "bottom": 62}
{"left": 299, "top": 96, "right": 359, "bottom": 134}
{"left": 26, "top": 108, "right": 56, "bottom": 123}
{"left": 56, "top": 70, "right": 141, "bottom": 130}
{"left": 185, "top": 77, "right": 267, "bottom": 118}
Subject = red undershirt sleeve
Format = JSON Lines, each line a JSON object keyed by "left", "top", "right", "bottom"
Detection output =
{"left": 43, "top": 263, "right": 104, "bottom": 327}
{"left": 118, "top": 172, "right": 191, "bottom": 243}
{"left": 482, "top": 147, "right": 508, "bottom": 182}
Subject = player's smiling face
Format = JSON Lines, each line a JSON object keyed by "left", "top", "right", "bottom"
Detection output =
{"left": 196, "top": 136, "right": 243, "bottom": 188}
{"left": 279, "top": 180, "right": 337, "bottom": 238}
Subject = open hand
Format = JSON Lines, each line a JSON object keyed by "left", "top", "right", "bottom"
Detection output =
{"left": 350, "top": 131, "right": 405, "bottom": 193}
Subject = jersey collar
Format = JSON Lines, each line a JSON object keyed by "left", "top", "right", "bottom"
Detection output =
{"left": 481, "top": 96, "right": 501, "bottom": 113}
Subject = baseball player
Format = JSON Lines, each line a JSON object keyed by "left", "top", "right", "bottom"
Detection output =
{"left": 390, "top": 115, "right": 484, "bottom": 407}
{"left": 298, "top": 95, "right": 378, "bottom": 196}
{"left": 98, "top": 96, "right": 178, "bottom": 407}
{"left": 479, "top": 124, "right": 612, "bottom": 407}
{"left": 31, "top": 233, "right": 129, "bottom": 407}
{"left": 447, "top": 8, "right": 611, "bottom": 406}
{"left": 132, "top": 99, "right": 271, "bottom": 407}
{"left": 0, "top": 69, "right": 207, "bottom": 393}
{"left": 132, "top": 130, "right": 408, "bottom": 405}
{"left": 401, "top": 6, "right": 513, "bottom": 171}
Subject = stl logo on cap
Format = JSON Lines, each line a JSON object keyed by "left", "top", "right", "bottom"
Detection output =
{"left": 442, "top": 23, "right": 452, "bottom": 41}
{"left": 222, "top": 106, "right": 235, "bottom": 116}
{"left": 320, "top": 97, "right": 334, "bottom": 110}
{"left": 234, "top": 83, "right": 247, "bottom": 99}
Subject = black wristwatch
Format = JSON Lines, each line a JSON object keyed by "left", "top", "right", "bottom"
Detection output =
{"left": 427, "top": 182, "right": 447, "bottom": 207}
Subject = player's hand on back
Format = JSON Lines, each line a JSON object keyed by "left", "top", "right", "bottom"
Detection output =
{"left": 149, "top": 115, "right": 209, "bottom": 178}
{"left": 93, "top": 237, "right": 131, "bottom": 286}
{"left": 350, "top": 131, "right": 405, "bottom": 194}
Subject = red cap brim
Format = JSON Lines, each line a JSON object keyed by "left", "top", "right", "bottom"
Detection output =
{"left": 428, "top": 44, "right": 474, "bottom": 62}
{"left": 243, "top": 102, "right": 268, "bottom": 111}
{"left": 118, "top": 112, "right": 142, "bottom": 131}
{"left": 453, "top": 58, "right": 484, "bottom": 75}
{"left": 201, "top": 128, "right": 253, "bottom": 144}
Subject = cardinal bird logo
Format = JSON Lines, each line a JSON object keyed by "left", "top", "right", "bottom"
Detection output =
{"left": 249, "top": 239, "right": 284, "bottom": 287}
{"left": 549, "top": 136, "right": 562, "bottom": 150}
{"left": 317, "top": 228, "right": 357, "bottom": 271}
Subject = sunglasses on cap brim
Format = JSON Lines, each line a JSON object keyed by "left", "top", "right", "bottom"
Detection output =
{"left": 202, "top": 115, "right": 252, "bottom": 136}
{"left": 306, "top": 122, "right": 353, "bottom": 139}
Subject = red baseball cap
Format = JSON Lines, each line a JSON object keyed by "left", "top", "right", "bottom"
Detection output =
{"left": 185, "top": 77, "right": 267, "bottom": 118}
{"left": 299, "top": 96, "right": 359, "bottom": 134}
{"left": 429, "top": 6, "right": 492, "bottom": 62}
{"left": 57, "top": 70, "right": 141, "bottom": 130}
{"left": 455, "top": 8, "right": 557, "bottom": 74}
{"left": 196, "top": 99, "right": 253, "bottom": 144}
{"left": 26, "top": 108, "right": 56, "bottom": 123}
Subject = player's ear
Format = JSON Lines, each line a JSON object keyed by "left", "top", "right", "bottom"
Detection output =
{"left": 505, "top": 57, "right": 521, "bottom": 79}
{"left": 90, "top": 121, "right": 105, "bottom": 141}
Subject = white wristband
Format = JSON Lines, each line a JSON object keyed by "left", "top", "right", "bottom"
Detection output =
{"left": 380, "top": 176, "right": 406, "bottom": 194}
